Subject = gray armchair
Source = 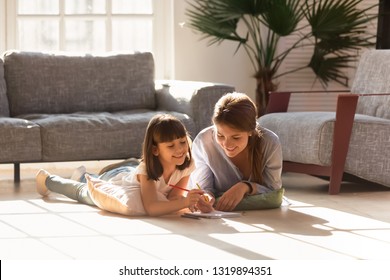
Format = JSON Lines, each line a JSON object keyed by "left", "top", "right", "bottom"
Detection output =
{"left": 259, "top": 50, "right": 390, "bottom": 194}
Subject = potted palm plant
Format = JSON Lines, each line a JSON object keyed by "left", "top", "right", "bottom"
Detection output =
{"left": 186, "top": 0, "right": 377, "bottom": 116}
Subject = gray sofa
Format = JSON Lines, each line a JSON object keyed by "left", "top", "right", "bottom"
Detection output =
{"left": 0, "top": 51, "right": 234, "bottom": 181}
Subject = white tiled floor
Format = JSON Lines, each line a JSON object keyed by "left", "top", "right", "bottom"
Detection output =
{"left": 1, "top": 162, "right": 390, "bottom": 260}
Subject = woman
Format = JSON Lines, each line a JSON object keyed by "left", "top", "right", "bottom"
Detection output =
{"left": 190, "top": 92, "right": 283, "bottom": 212}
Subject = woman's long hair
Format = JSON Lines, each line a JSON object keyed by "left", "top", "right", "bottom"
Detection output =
{"left": 141, "top": 114, "right": 192, "bottom": 181}
{"left": 212, "top": 92, "right": 265, "bottom": 184}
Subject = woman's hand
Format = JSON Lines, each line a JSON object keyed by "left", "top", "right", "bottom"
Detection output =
{"left": 196, "top": 193, "right": 215, "bottom": 213}
{"left": 215, "top": 182, "right": 248, "bottom": 211}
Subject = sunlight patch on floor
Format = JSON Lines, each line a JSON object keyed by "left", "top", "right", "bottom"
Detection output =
{"left": 0, "top": 220, "right": 28, "bottom": 238}
{"left": 285, "top": 199, "right": 314, "bottom": 207}
{"left": 283, "top": 231, "right": 390, "bottom": 259}
{"left": 352, "top": 229, "right": 390, "bottom": 243}
{"left": 117, "top": 234, "right": 245, "bottom": 260}
{"left": 221, "top": 219, "right": 265, "bottom": 233}
{"left": 209, "top": 232, "right": 354, "bottom": 259}
{"left": 312, "top": 224, "right": 333, "bottom": 231}
{"left": 42, "top": 236, "right": 154, "bottom": 259}
{"left": 31, "top": 198, "right": 99, "bottom": 213}
{"left": 0, "top": 238, "right": 69, "bottom": 259}
{"left": 0, "top": 200, "right": 47, "bottom": 214}
{"left": 0, "top": 213, "right": 97, "bottom": 237}
{"left": 62, "top": 213, "right": 172, "bottom": 235}
{"left": 252, "top": 224, "right": 275, "bottom": 231}
{"left": 292, "top": 207, "right": 390, "bottom": 230}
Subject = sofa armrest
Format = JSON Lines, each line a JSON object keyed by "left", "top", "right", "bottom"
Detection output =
{"left": 155, "top": 80, "right": 235, "bottom": 134}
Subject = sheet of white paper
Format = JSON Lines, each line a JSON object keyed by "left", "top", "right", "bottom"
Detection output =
{"left": 183, "top": 210, "right": 241, "bottom": 219}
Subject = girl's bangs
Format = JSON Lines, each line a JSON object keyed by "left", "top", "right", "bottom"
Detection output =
{"left": 154, "top": 120, "right": 186, "bottom": 143}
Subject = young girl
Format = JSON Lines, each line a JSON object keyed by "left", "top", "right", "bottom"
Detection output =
{"left": 190, "top": 92, "right": 283, "bottom": 212}
{"left": 36, "top": 114, "right": 204, "bottom": 216}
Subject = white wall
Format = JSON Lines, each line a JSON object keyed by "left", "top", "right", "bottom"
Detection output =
{"left": 0, "top": 0, "right": 5, "bottom": 52}
{"left": 172, "top": 1, "right": 256, "bottom": 101}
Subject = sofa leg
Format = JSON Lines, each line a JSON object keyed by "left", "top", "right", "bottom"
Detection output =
{"left": 14, "top": 163, "right": 20, "bottom": 183}
{"left": 328, "top": 94, "right": 359, "bottom": 195}
{"left": 328, "top": 172, "right": 342, "bottom": 195}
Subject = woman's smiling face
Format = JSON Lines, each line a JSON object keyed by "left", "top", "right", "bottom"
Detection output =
{"left": 215, "top": 123, "right": 250, "bottom": 158}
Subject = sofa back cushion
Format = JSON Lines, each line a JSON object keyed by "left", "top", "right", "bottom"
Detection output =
{"left": 3, "top": 51, "right": 155, "bottom": 116}
{"left": 0, "top": 59, "right": 10, "bottom": 117}
{"left": 351, "top": 50, "right": 390, "bottom": 120}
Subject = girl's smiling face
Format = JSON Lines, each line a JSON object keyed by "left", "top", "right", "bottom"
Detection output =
{"left": 215, "top": 123, "right": 250, "bottom": 158}
{"left": 154, "top": 136, "right": 189, "bottom": 166}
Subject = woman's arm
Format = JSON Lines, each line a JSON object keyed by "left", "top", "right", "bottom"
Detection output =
{"left": 139, "top": 174, "right": 203, "bottom": 217}
{"left": 253, "top": 130, "right": 283, "bottom": 193}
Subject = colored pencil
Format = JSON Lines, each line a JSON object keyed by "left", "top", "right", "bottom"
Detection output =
{"left": 170, "top": 183, "right": 210, "bottom": 203}
{"left": 196, "top": 183, "right": 209, "bottom": 202}
{"left": 169, "top": 184, "right": 189, "bottom": 192}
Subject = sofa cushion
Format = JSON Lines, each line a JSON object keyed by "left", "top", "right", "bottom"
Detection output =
{"left": 0, "top": 59, "right": 10, "bottom": 117}
{"left": 351, "top": 50, "right": 390, "bottom": 120}
{"left": 3, "top": 51, "right": 156, "bottom": 116}
{"left": 259, "top": 112, "right": 335, "bottom": 166}
{"left": 22, "top": 110, "right": 196, "bottom": 161}
{"left": 0, "top": 117, "right": 41, "bottom": 162}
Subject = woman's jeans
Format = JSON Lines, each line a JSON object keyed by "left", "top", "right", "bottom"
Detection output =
{"left": 45, "top": 165, "right": 136, "bottom": 206}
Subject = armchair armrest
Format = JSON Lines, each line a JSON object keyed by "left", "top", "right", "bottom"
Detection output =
{"left": 155, "top": 80, "right": 235, "bottom": 134}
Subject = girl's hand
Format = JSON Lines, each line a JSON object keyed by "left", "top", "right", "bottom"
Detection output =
{"left": 196, "top": 193, "right": 214, "bottom": 213}
{"left": 186, "top": 189, "right": 203, "bottom": 212}
{"left": 215, "top": 182, "right": 248, "bottom": 211}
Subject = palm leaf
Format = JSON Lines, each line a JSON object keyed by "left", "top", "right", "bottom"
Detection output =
{"left": 262, "top": 0, "right": 304, "bottom": 36}
{"left": 309, "top": 48, "right": 354, "bottom": 86}
{"left": 186, "top": 0, "right": 245, "bottom": 44}
{"left": 316, "top": 35, "right": 376, "bottom": 53}
{"left": 306, "top": 0, "right": 376, "bottom": 41}
{"left": 304, "top": 0, "right": 376, "bottom": 86}
{"left": 200, "top": 0, "right": 270, "bottom": 17}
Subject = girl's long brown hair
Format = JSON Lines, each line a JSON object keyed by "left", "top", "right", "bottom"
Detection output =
{"left": 212, "top": 92, "right": 265, "bottom": 184}
{"left": 141, "top": 114, "right": 192, "bottom": 181}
